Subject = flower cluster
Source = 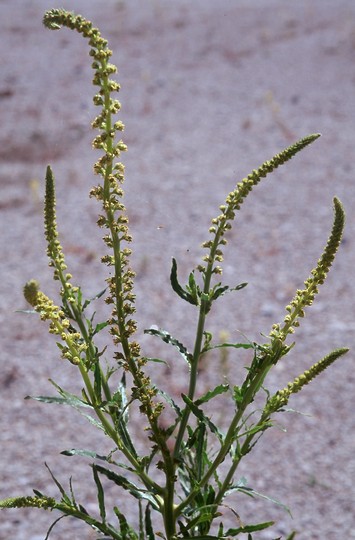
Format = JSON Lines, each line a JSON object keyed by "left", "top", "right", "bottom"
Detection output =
{"left": 43, "top": 9, "right": 137, "bottom": 358}
{"left": 198, "top": 134, "right": 321, "bottom": 276}
{"left": 24, "top": 280, "right": 87, "bottom": 365}
{"left": 44, "top": 166, "right": 79, "bottom": 307}
{"left": 42, "top": 10, "right": 164, "bottom": 432}
{"left": 263, "top": 347, "right": 349, "bottom": 417}
{"left": 0, "top": 496, "right": 56, "bottom": 510}
{"left": 270, "top": 197, "right": 345, "bottom": 345}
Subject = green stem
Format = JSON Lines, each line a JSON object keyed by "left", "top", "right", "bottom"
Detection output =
{"left": 174, "top": 359, "right": 272, "bottom": 517}
{"left": 100, "top": 66, "right": 174, "bottom": 504}
{"left": 163, "top": 461, "right": 177, "bottom": 539}
{"left": 173, "top": 221, "right": 225, "bottom": 460}
{"left": 214, "top": 417, "right": 267, "bottom": 507}
{"left": 173, "top": 307, "right": 207, "bottom": 460}
{"left": 55, "top": 502, "right": 122, "bottom": 540}
{"left": 78, "top": 362, "right": 162, "bottom": 496}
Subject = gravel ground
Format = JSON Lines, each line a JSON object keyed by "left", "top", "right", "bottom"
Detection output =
{"left": 1, "top": 1, "right": 355, "bottom": 539}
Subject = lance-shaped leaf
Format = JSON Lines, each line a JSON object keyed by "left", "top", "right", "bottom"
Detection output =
{"left": 94, "top": 362, "right": 102, "bottom": 403}
{"left": 227, "top": 477, "right": 291, "bottom": 515}
{"left": 145, "top": 503, "right": 155, "bottom": 540}
{"left": 45, "top": 463, "right": 72, "bottom": 506}
{"left": 60, "top": 448, "right": 136, "bottom": 473}
{"left": 111, "top": 375, "right": 138, "bottom": 459}
{"left": 181, "top": 394, "right": 224, "bottom": 443}
{"left": 158, "top": 389, "right": 182, "bottom": 417}
{"left": 144, "top": 328, "right": 192, "bottom": 365}
{"left": 26, "top": 379, "right": 93, "bottom": 408}
{"left": 210, "top": 281, "right": 248, "bottom": 302}
{"left": 61, "top": 448, "right": 108, "bottom": 460}
{"left": 92, "top": 464, "right": 106, "bottom": 523}
{"left": 170, "top": 258, "right": 198, "bottom": 305}
{"left": 114, "top": 506, "right": 138, "bottom": 539}
{"left": 206, "top": 342, "right": 255, "bottom": 353}
{"left": 224, "top": 520, "right": 275, "bottom": 536}
{"left": 82, "top": 287, "right": 107, "bottom": 310}
{"left": 194, "top": 384, "right": 229, "bottom": 406}
{"left": 94, "top": 465, "right": 160, "bottom": 509}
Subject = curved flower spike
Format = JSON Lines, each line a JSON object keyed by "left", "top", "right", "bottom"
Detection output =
{"left": 23, "top": 280, "right": 86, "bottom": 365}
{"left": 263, "top": 347, "right": 349, "bottom": 416}
{"left": 270, "top": 197, "right": 346, "bottom": 344}
{"left": 43, "top": 9, "right": 137, "bottom": 352}
{"left": 200, "top": 133, "right": 321, "bottom": 276}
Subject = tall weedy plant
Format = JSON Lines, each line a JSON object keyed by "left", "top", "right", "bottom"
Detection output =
{"left": 0, "top": 9, "right": 349, "bottom": 540}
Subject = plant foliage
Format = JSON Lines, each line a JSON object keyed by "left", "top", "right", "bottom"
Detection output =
{"left": 0, "top": 8, "right": 349, "bottom": 540}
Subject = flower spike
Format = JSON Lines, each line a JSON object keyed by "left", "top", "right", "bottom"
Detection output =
{"left": 199, "top": 133, "right": 321, "bottom": 276}
{"left": 43, "top": 8, "right": 136, "bottom": 355}
{"left": 263, "top": 347, "right": 349, "bottom": 416}
{"left": 24, "top": 280, "right": 87, "bottom": 366}
{"left": 270, "top": 197, "right": 345, "bottom": 344}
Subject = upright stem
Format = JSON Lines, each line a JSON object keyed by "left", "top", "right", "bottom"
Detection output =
{"left": 173, "top": 223, "right": 222, "bottom": 460}
{"left": 173, "top": 307, "right": 207, "bottom": 460}
{"left": 174, "top": 359, "right": 272, "bottom": 517}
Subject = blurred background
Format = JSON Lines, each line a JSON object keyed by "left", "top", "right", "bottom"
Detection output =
{"left": 1, "top": 1, "right": 354, "bottom": 538}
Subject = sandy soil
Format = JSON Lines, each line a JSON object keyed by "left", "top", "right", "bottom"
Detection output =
{"left": 1, "top": 1, "right": 355, "bottom": 539}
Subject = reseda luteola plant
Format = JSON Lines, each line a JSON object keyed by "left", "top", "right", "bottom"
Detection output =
{"left": 0, "top": 9, "right": 349, "bottom": 540}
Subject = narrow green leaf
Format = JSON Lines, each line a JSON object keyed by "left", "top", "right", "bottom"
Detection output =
{"left": 217, "top": 522, "right": 224, "bottom": 537}
{"left": 195, "top": 384, "right": 229, "bottom": 405}
{"left": 32, "top": 489, "right": 45, "bottom": 497}
{"left": 37, "top": 380, "right": 105, "bottom": 431}
{"left": 229, "top": 481, "right": 291, "bottom": 515}
{"left": 196, "top": 422, "right": 207, "bottom": 481}
{"left": 79, "top": 503, "right": 89, "bottom": 514}
{"left": 225, "top": 521, "right": 274, "bottom": 535}
{"left": 211, "top": 282, "right": 248, "bottom": 302}
{"left": 69, "top": 477, "right": 77, "bottom": 510}
{"left": 94, "top": 465, "right": 159, "bottom": 509}
{"left": 26, "top": 379, "right": 92, "bottom": 408}
{"left": 114, "top": 506, "right": 138, "bottom": 539}
{"left": 138, "top": 499, "right": 144, "bottom": 540}
{"left": 93, "top": 321, "right": 109, "bottom": 336}
{"left": 142, "top": 356, "right": 168, "bottom": 365}
{"left": 285, "top": 532, "right": 297, "bottom": 540}
{"left": 158, "top": 389, "right": 182, "bottom": 417}
{"left": 116, "top": 420, "right": 138, "bottom": 459}
{"left": 62, "top": 448, "right": 136, "bottom": 473}
{"left": 44, "top": 515, "right": 67, "bottom": 540}
{"left": 82, "top": 287, "right": 108, "bottom": 309}
{"left": 236, "top": 421, "right": 273, "bottom": 441}
{"left": 145, "top": 504, "right": 155, "bottom": 540}
{"left": 181, "top": 394, "right": 224, "bottom": 442}
{"left": 206, "top": 342, "right": 255, "bottom": 353}
{"left": 92, "top": 465, "right": 106, "bottom": 523}
{"left": 110, "top": 375, "right": 138, "bottom": 459}
{"left": 80, "top": 412, "right": 105, "bottom": 431}
{"left": 94, "top": 362, "right": 102, "bottom": 403}
{"left": 25, "top": 394, "right": 83, "bottom": 406}
{"left": 188, "top": 271, "right": 197, "bottom": 292}
{"left": 61, "top": 448, "right": 108, "bottom": 461}
{"left": 170, "top": 258, "right": 198, "bottom": 305}
{"left": 45, "top": 463, "right": 71, "bottom": 505}
{"left": 186, "top": 270, "right": 202, "bottom": 304}
{"left": 144, "top": 328, "right": 192, "bottom": 364}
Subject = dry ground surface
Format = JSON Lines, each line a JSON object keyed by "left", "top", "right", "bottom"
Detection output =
{"left": 1, "top": 1, "right": 355, "bottom": 539}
